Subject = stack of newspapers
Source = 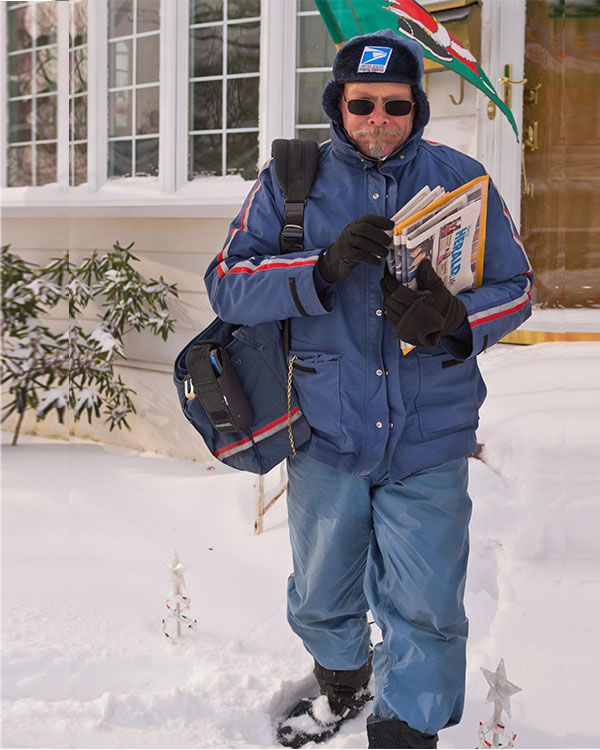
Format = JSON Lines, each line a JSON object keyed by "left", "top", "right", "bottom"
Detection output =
{"left": 388, "top": 174, "right": 489, "bottom": 294}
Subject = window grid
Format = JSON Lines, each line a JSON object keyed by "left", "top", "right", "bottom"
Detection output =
{"left": 295, "top": 4, "right": 335, "bottom": 143}
{"left": 188, "top": 1, "right": 261, "bottom": 180}
{"left": 107, "top": 0, "right": 160, "bottom": 178}
{"left": 6, "top": 1, "right": 58, "bottom": 186}
{"left": 70, "top": 0, "right": 87, "bottom": 186}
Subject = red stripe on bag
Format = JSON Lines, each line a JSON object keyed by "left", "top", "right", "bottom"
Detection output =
{"left": 214, "top": 407, "right": 300, "bottom": 458}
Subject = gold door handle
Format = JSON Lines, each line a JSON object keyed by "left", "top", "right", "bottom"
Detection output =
{"left": 499, "top": 64, "right": 528, "bottom": 110}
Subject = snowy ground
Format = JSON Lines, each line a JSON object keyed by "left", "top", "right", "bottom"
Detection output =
{"left": 2, "top": 342, "right": 599, "bottom": 749}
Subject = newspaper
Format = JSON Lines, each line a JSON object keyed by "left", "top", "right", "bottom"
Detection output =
{"left": 387, "top": 175, "right": 489, "bottom": 354}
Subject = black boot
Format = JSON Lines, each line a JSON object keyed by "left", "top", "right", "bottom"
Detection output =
{"left": 366, "top": 714, "right": 438, "bottom": 749}
{"left": 276, "top": 656, "right": 372, "bottom": 748}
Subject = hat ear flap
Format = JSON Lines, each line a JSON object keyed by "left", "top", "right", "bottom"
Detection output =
{"left": 410, "top": 84, "right": 430, "bottom": 134}
{"left": 322, "top": 80, "right": 345, "bottom": 126}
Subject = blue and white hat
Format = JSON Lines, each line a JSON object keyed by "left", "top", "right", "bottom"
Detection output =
{"left": 322, "top": 29, "right": 430, "bottom": 134}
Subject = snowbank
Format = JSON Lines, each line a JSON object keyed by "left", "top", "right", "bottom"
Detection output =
{"left": 2, "top": 342, "right": 599, "bottom": 748}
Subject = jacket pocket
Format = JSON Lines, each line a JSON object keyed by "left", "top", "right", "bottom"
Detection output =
{"left": 415, "top": 352, "right": 487, "bottom": 439}
{"left": 288, "top": 350, "right": 344, "bottom": 440}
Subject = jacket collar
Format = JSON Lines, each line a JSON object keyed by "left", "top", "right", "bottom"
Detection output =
{"left": 328, "top": 121, "right": 422, "bottom": 171}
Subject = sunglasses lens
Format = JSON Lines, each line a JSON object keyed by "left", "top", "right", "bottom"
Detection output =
{"left": 385, "top": 100, "right": 413, "bottom": 116}
{"left": 347, "top": 99, "right": 375, "bottom": 116}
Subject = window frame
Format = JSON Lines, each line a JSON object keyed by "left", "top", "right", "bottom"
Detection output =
{"left": 1, "top": 0, "right": 298, "bottom": 217}
{"left": 1, "top": 0, "right": 524, "bottom": 220}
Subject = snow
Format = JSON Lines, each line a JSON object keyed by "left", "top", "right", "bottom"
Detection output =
{"left": 2, "top": 342, "right": 599, "bottom": 749}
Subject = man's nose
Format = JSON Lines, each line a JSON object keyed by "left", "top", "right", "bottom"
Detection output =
{"left": 367, "top": 103, "right": 389, "bottom": 125}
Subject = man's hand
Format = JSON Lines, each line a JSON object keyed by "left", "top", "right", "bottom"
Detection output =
{"left": 318, "top": 214, "right": 394, "bottom": 283}
{"left": 380, "top": 258, "right": 467, "bottom": 348}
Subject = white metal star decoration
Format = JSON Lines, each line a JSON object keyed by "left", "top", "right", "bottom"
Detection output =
{"left": 481, "top": 658, "right": 522, "bottom": 717}
{"left": 166, "top": 548, "right": 189, "bottom": 596}
{"left": 162, "top": 549, "right": 196, "bottom": 639}
{"left": 478, "top": 659, "right": 522, "bottom": 748}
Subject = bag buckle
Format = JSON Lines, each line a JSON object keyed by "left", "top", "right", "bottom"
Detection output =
{"left": 281, "top": 224, "right": 304, "bottom": 242}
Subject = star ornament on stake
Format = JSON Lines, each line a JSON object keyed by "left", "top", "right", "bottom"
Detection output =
{"left": 478, "top": 659, "right": 522, "bottom": 748}
{"left": 162, "top": 549, "right": 197, "bottom": 640}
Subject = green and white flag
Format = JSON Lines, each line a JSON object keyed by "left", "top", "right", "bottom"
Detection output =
{"left": 314, "top": 0, "right": 520, "bottom": 139}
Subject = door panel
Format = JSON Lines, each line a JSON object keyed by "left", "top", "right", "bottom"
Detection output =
{"left": 521, "top": 2, "right": 599, "bottom": 307}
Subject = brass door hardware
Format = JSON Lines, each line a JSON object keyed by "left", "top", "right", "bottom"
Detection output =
{"left": 523, "top": 121, "right": 539, "bottom": 152}
{"left": 498, "top": 64, "right": 528, "bottom": 110}
{"left": 521, "top": 143, "right": 534, "bottom": 199}
{"left": 525, "top": 83, "right": 542, "bottom": 104}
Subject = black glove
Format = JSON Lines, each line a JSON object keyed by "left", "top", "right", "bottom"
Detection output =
{"left": 318, "top": 214, "right": 394, "bottom": 283}
{"left": 380, "top": 258, "right": 467, "bottom": 348}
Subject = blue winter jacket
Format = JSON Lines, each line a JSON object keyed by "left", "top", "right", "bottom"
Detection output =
{"left": 204, "top": 110, "right": 532, "bottom": 482}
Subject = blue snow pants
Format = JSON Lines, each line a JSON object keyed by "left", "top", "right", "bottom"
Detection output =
{"left": 285, "top": 452, "right": 472, "bottom": 736}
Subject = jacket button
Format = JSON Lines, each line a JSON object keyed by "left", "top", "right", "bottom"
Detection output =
{"left": 389, "top": 422, "right": 394, "bottom": 428}
{"left": 376, "top": 309, "right": 383, "bottom": 316}
{"left": 376, "top": 421, "right": 383, "bottom": 428}
{"left": 372, "top": 193, "right": 379, "bottom": 199}
{"left": 376, "top": 369, "right": 383, "bottom": 376}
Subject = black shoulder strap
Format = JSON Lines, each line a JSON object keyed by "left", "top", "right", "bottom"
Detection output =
{"left": 271, "top": 138, "right": 319, "bottom": 254}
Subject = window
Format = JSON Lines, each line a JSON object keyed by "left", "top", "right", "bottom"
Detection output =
{"left": 6, "top": 1, "right": 58, "bottom": 186}
{"left": 188, "top": 0, "right": 261, "bottom": 181}
{"left": 107, "top": 0, "right": 160, "bottom": 177}
{"left": 70, "top": 0, "right": 87, "bottom": 186}
{"left": 295, "top": 0, "right": 336, "bottom": 144}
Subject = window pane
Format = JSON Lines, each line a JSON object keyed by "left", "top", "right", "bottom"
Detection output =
{"left": 295, "top": 127, "right": 330, "bottom": 144}
{"left": 36, "top": 2, "right": 57, "bottom": 46}
{"left": 36, "top": 95, "right": 57, "bottom": 140}
{"left": 7, "top": 146, "right": 32, "bottom": 187}
{"left": 109, "top": 140, "right": 132, "bottom": 177}
{"left": 109, "top": 90, "right": 132, "bottom": 136}
{"left": 227, "top": 77, "right": 258, "bottom": 129}
{"left": 190, "top": 80, "right": 222, "bottom": 131}
{"left": 227, "top": 132, "right": 258, "bottom": 180}
{"left": 72, "top": 48, "right": 88, "bottom": 94}
{"left": 296, "top": 71, "right": 330, "bottom": 125}
{"left": 8, "top": 6, "right": 32, "bottom": 52}
{"left": 109, "top": 40, "right": 133, "bottom": 88}
{"left": 136, "top": 86, "right": 159, "bottom": 135}
{"left": 136, "top": 35, "right": 159, "bottom": 84}
{"left": 297, "top": 0, "right": 315, "bottom": 11}
{"left": 136, "top": 0, "right": 160, "bottom": 34}
{"left": 190, "top": 133, "right": 222, "bottom": 177}
{"left": 109, "top": 0, "right": 134, "bottom": 38}
{"left": 71, "top": 1, "right": 88, "bottom": 46}
{"left": 191, "top": 0, "right": 223, "bottom": 24}
{"left": 190, "top": 27, "right": 223, "bottom": 78}
{"left": 37, "top": 142, "right": 57, "bottom": 185}
{"left": 228, "top": 0, "right": 260, "bottom": 19}
{"left": 73, "top": 143, "right": 88, "bottom": 186}
{"left": 135, "top": 137, "right": 159, "bottom": 175}
{"left": 73, "top": 96, "right": 88, "bottom": 141}
{"left": 9, "top": 100, "right": 32, "bottom": 143}
{"left": 297, "top": 14, "right": 336, "bottom": 69}
{"left": 8, "top": 52, "right": 32, "bottom": 98}
{"left": 227, "top": 22, "right": 260, "bottom": 74}
{"left": 36, "top": 48, "right": 57, "bottom": 94}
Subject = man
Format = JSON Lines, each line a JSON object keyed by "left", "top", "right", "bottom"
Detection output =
{"left": 205, "top": 30, "right": 532, "bottom": 750}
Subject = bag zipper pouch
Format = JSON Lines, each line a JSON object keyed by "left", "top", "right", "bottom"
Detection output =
{"left": 185, "top": 340, "right": 254, "bottom": 433}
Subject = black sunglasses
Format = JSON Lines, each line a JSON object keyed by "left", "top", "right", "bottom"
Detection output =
{"left": 343, "top": 96, "right": 414, "bottom": 117}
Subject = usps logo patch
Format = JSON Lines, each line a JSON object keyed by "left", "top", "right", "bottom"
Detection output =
{"left": 357, "top": 46, "right": 393, "bottom": 74}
